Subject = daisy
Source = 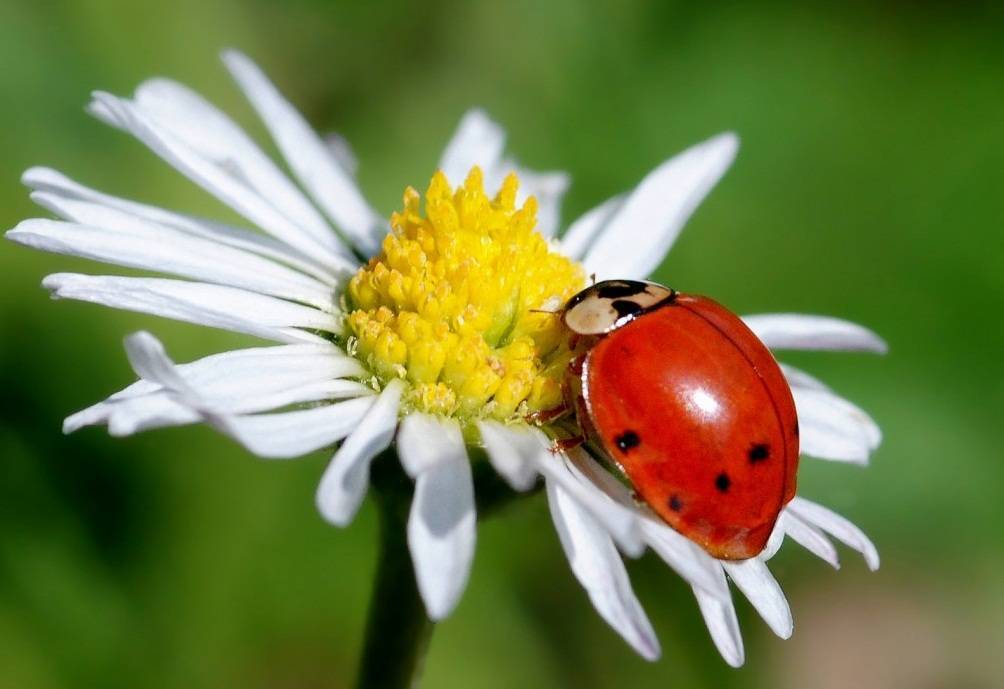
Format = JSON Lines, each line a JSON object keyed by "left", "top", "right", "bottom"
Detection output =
{"left": 8, "top": 51, "right": 885, "bottom": 670}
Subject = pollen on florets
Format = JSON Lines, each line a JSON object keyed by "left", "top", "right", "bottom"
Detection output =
{"left": 346, "top": 167, "right": 586, "bottom": 422}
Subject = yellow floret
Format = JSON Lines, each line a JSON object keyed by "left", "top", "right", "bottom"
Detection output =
{"left": 346, "top": 167, "right": 585, "bottom": 422}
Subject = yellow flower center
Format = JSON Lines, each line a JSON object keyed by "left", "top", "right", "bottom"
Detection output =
{"left": 345, "top": 167, "right": 586, "bottom": 422}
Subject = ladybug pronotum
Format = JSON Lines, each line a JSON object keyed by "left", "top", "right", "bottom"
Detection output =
{"left": 560, "top": 279, "right": 799, "bottom": 560}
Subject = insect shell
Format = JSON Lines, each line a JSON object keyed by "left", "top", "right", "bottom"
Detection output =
{"left": 560, "top": 279, "right": 799, "bottom": 560}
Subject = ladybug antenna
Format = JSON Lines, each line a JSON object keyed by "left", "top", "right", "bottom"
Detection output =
{"left": 530, "top": 295, "right": 564, "bottom": 316}
{"left": 589, "top": 272, "right": 597, "bottom": 285}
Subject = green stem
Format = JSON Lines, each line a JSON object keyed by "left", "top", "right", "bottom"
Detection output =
{"left": 356, "top": 451, "right": 432, "bottom": 689}
{"left": 355, "top": 448, "right": 541, "bottom": 689}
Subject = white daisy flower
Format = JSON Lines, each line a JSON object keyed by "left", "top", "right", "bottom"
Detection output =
{"left": 7, "top": 51, "right": 885, "bottom": 668}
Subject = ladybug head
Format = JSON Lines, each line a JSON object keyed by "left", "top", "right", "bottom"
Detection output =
{"left": 561, "top": 279, "right": 676, "bottom": 336}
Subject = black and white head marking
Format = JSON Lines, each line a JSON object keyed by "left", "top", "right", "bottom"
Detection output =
{"left": 562, "top": 279, "right": 676, "bottom": 335}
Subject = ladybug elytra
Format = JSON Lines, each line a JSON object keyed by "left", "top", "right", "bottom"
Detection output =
{"left": 559, "top": 279, "right": 799, "bottom": 560}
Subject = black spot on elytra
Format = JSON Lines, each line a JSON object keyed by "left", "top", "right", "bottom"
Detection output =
{"left": 596, "top": 281, "right": 647, "bottom": 299}
{"left": 715, "top": 472, "right": 731, "bottom": 493}
{"left": 668, "top": 494, "right": 682, "bottom": 512}
{"left": 611, "top": 299, "right": 644, "bottom": 319}
{"left": 615, "top": 430, "right": 640, "bottom": 452}
{"left": 748, "top": 443, "right": 770, "bottom": 463}
{"left": 793, "top": 420, "right": 800, "bottom": 438}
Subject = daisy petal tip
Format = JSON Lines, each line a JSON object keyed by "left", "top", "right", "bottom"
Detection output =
{"left": 423, "top": 598, "right": 454, "bottom": 623}
{"left": 314, "top": 468, "right": 357, "bottom": 528}
{"left": 460, "top": 106, "right": 500, "bottom": 131}
{"left": 724, "top": 639, "right": 746, "bottom": 668}
{"left": 220, "top": 49, "right": 258, "bottom": 79}
{"left": 314, "top": 491, "right": 354, "bottom": 529}
{"left": 21, "top": 166, "right": 53, "bottom": 188}
{"left": 714, "top": 631, "right": 745, "bottom": 668}
{"left": 852, "top": 328, "right": 889, "bottom": 356}
{"left": 123, "top": 330, "right": 161, "bottom": 355}
{"left": 219, "top": 47, "right": 242, "bottom": 62}
{"left": 865, "top": 550, "right": 880, "bottom": 572}
{"left": 621, "top": 533, "right": 647, "bottom": 560}
{"left": 638, "top": 637, "right": 662, "bottom": 663}
{"left": 40, "top": 272, "right": 68, "bottom": 294}
{"left": 413, "top": 546, "right": 470, "bottom": 621}
{"left": 710, "top": 130, "right": 740, "bottom": 157}
{"left": 86, "top": 90, "right": 120, "bottom": 119}
{"left": 26, "top": 190, "right": 51, "bottom": 207}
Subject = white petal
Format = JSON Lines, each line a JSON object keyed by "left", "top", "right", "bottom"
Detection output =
{"left": 103, "top": 395, "right": 199, "bottom": 436}
{"left": 743, "top": 314, "right": 888, "bottom": 354}
{"left": 88, "top": 91, "right": 348, "bottom": 266}
{"left": 778, "top": 510, "right": 840, "bottom": 569}
{"left": 534, "top": 448, "right": 644, "bottom": 557}
{"left": 546, "top": 478, "right": 660, "bottom": 661}
{"left": 23, "top": 167, "right": 342, "bottom": 284}
{"left": 123, "top": 331, "right": 192, "bottom": 392}
{"left": 583, "top": 133, "right": 738, "bottom": 281}
{"left": 788, "top": 497, "right": 879, "bottom": 571}
{"left": 104, "top": 379, "right": 369, "bottom": 437}
{"left": 560, "top": 448, "right": 729, "bottom": 600}
{"left": 522, "top": 171, "right": 568, "bottom": 239}
{"left": 43, "top": 273, "right": 339, "bottom": 344}
{"left": 693, "top": 569, "right": 745, "bottom": 668}
{"left": 793, "top": 386, "right": 881, "bottom": 463}
{"left": 222, "top": 50, "right": 385, "bottom": 256}
{"left": 316, "top": 380, "right": 404, "bottom": 527}
{"left": 762, "top": 519, "right": 787, "bottom": 560}
{"left": 397, "top": 413, "right": 464, "bottom": 477}
{"left": 779, "top": 362, "right": 831, "bottom": 391}
{"left": 125, "top": 342, "right": 355, "bottom": 397}
{"left": 559, "top": 194, "right": 625, "bottom": 260}
{"left": 211, "top": 396, "right": 375, "bottom": 459}
{"left": 438, "top": 109, "right": 506, "bottom": 187}
{"left": 324, "top": 132, "right": 359, "bottom": 177}
{"left": 476, "top": 421, "right": 540, "bottom": 491}
{"left": 91, "top": 341, "right": 354, "bottom": 404}
{"left": 722, "top": 559, "right": 792, "bottom": 639}
{"left": 397, "top": 414, "right": 476, "bottom": 620}
{"left": 200, "top": 378, "right": 368, "bottom": 412}
{"left": 132, "top": 77, "right": 345, "bottom": 255}
{"left": 10, "top": 217, "right": 335, "bottom": 311}
{"left": 70, "top": 339, "right": 367, "bottom": 435}
{"left": 96, "top": 332, "right": 375, "bottom": 457}
{"left": 640, "top": 520, "right": 731, "bottom": 602}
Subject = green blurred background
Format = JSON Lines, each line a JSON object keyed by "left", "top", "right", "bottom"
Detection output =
{"left": 2, "top": 1, "right": 1002, "bottom": 688}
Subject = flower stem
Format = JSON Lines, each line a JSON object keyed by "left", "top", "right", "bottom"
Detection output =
{"left": 356, "top": 451, "right": 433, "bottom": 689}
{"left": 355, "top": 448, "right": 539, "bottom": 689}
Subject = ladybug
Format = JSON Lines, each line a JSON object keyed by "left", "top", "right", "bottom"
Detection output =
{"left": 559, "top": 279, "right": 799, "bottom": 560}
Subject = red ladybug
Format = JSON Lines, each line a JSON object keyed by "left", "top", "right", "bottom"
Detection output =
{"left": 560, "top": 279, "right": 799, "bottom": 560}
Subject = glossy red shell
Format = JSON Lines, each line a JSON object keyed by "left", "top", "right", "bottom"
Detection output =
{"left": 579, "top": 294, "right": 799, "bottom": 560}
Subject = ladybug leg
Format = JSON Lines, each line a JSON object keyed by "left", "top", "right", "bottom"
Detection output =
{"left": 570, "top": 354, "right": 584, "bottom": 376}
{"left": 527, "top": 355, "right": 588, "bottom": 426}
{"left": 525, "top": 403, "right": 570, "bottom": 425}
{"left": 550, "top": 435, "right": 585, "bottom": 453}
